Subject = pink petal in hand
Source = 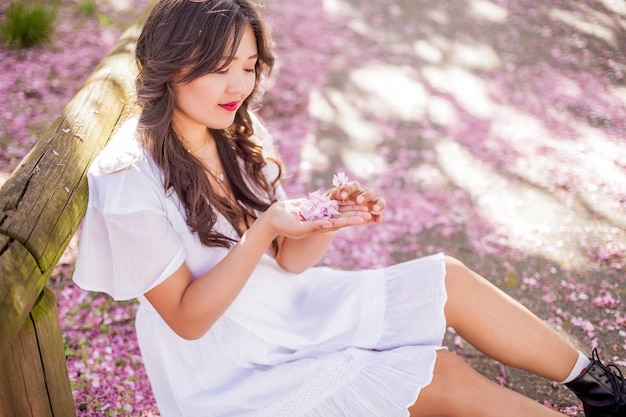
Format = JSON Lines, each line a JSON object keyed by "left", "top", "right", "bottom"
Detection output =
{"left": 297, "top": 190, "right": 340, "bottom": 221}
{"left": 333, "top": 171, "right": 349, "bottom": 188}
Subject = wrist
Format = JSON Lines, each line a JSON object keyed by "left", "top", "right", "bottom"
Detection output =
{"left": 252, "top": 205, "right": 280, "bottom": 242}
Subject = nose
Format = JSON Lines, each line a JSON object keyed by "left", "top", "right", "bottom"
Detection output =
{"left": 227, "top": 71, "right": 248, "bottom": 94}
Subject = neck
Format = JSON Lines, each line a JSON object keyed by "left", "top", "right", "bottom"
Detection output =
{"left": 182, "top": 130, "right": 225, "bottom": 183}
{"left": 180, "top": 128, "right": 213, "bottom": 154}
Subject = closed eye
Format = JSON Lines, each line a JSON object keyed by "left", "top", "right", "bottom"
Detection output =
{"left": 214, "top": 66, "right": 255, "bottom": 75}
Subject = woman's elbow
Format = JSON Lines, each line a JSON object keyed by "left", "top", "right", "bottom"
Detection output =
{"left": 284, "top": 264, "right": 308, "bottom": 275}
{"left": 167, "top": 318, "right": 213, "bottom": 340}
{"left": 175, "top": 328, "right": 206, "bottom": 341}
{"left": 275, "top": 257, "right": 308, "bottom": 275}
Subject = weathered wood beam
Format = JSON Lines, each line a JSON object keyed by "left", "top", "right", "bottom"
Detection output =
{"left": 0, "top": 288, "right": 75, "bottom": 417}
{"left": 0, "top": 19, "right": 144, "bottom": 358}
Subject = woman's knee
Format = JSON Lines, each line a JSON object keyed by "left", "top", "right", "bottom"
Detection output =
{"left": 444, "top": 255, "right": 494, "bottom": 292}
{"left": 443, "top": 256, "right": 475, "bottom": 299}
{"left": 409, "top": 350, "right": 472, "bottom": 416}
{"left": 444, "top": 255, "right": 465, "bottom": 269}
{"left": 444, "top": 256, "right": 472, "bottom": 281}
{"left": 431, "top": 349, "right": 468, "bottom": 385}
{"left": 443, "top": 256, "right": 489, "bottom": 328}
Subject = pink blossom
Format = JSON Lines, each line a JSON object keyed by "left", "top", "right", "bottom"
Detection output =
{"left": 332, "top": 172, "right": 349, "bottom": 188}
{"left": 294, "top": 190, "right": 340, "bottom": 221}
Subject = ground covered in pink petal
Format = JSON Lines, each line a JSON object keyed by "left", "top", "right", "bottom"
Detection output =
{"left": 2, "top": 0, "right": 625, "bottom": 416}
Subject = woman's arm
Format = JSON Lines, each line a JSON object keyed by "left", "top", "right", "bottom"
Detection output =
{"left": 273, "top": 232, "right": 337, "bottom": 274}
{"left": 144, "top": 208, "right": 276, "bottom": 340}
{"left": 143, "top": 200, "right": 368, "bottom": 340}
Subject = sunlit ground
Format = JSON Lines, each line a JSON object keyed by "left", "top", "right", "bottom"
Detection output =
{"left": 263, "top": 1, "right": 625, "bottom": 412}
{"left": 289, "top": 0, "right": 626, "bottom": 272}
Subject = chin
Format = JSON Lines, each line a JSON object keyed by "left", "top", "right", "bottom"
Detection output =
{"left": 211, "top": 116, "right": 238, "bottom": 130}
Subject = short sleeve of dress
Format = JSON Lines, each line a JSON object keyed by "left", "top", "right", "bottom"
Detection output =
{"left": 250, "top": 112, "right": 279, "bottom": 159}
{"left": 73, "top": 131, "right": 186, "bottom": 301}
{"left": 250, "top": 112, "right": 288, "bottom": 202}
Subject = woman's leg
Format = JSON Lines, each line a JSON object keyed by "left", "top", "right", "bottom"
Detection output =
{"left": 409, "top": 350, "right": 567, "bottom": 417}
{"left": 442, "top": 256, "right": 579, "bottom": 382}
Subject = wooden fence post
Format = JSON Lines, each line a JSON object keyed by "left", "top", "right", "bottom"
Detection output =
{"left": 0, "top": 288, "right": 74, "bottom": 417}
{"left": 0, "top": 7, "right": 150, "bottom": 416}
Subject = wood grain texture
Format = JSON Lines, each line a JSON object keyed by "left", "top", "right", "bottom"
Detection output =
{"left": 0, "top": 289, "right": 74, "bottom": 417}
{"left": 0, "top": 21, "right": 142, "bottom": 357}
{"left": 0, "top": 8, "right": 150, "bottom": 415}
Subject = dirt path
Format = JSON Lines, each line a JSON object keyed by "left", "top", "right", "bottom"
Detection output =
{"left": 260, "top": 1, "right": 626, "bottom": 414}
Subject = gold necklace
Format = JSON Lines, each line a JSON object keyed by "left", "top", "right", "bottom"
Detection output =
{"left": 210, "top": 168, "right": 225, "bottom": 183}
{"left": 182, "top": 133, "right": 225, "bottom": 183}
{"left": 182, "top": 129, "right": 211, "bottom": 153}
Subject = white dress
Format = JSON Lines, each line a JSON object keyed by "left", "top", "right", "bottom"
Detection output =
{"left": 74, "top": 114, "right": 448, "bottom": 417}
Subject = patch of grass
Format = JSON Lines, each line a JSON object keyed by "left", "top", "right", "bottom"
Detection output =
{"left": 0, "top": 1, "right": 57, "bottom": 49}
{"left": 77, "top": 0, "right": 98, "bottom": 17}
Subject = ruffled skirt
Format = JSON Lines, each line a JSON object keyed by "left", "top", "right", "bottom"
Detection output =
{"left": 136, "top": 253, "right": 448, "bottom": 417}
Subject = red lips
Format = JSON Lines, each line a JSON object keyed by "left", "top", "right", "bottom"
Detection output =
{"left": 219, "top": 101, "right": 239, "bottom": 112}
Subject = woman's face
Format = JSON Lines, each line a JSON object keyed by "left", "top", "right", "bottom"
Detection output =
{"left": 173, "top": 25, "right": 258, "bottom": 134}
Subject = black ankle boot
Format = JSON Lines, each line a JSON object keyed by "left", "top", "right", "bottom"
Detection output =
{"left": 565, "top": 348, "right": 626, "bottom": 417}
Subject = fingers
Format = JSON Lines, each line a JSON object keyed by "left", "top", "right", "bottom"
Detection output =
{"left": 335, "top": 183, "right": 375, "bottom": 204}
{"left": 286, "top": 177, "right": 387, "bottom": 234}
{"left": 353, "top": 188, "right": 377, "bottom": 205}
{"left": 325, "top": 177, "right": 386, "bottom": 228}
{"left": 336, "top": 188, "right": 385, "bottom": 217}
{"left": 267, "top": 200, "right": 372, "bottom": 240}
{"left": 335, "top": 180, "right": 363, "bottom": 201}
{"left": 335, "top": 182, "right": 382, "bottom": 207}
{"left": 292, "top": 206, "right": 378, "bottom": 236}
{"left": 371, "top": 197, "right": 386, "bottom": 215}
{"left": 327, "top": 213, "right": 368, "bottom": 229}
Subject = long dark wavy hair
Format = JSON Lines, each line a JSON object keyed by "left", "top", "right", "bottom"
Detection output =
{"left": 134, "top": 0, "right": 279, "bottom": 248}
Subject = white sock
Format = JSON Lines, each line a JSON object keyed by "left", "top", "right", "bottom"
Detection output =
{"left": 560, "top": 351, "right": 592, "bottom": 384}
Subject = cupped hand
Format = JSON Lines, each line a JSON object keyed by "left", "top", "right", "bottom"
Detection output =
{"left": 264, "top": 199, "right": 372, "bottom": 239}
{"left": 327, "top": 180, "right": 386, "bottom": 224}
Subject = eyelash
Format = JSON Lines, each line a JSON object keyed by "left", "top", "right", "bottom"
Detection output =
{"left": 215, "top": 68, "right": 256, "bottom": 75}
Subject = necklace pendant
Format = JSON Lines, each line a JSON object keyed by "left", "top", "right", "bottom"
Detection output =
{"left": 216, "top": 172, "right": 224, "bottom": 182}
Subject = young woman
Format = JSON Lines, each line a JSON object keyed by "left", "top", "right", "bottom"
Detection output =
{"left": 74, "top": 0, "right": 626, "bottom": 416}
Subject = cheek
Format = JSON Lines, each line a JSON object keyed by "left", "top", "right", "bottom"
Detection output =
{"left": 245, "top": 77, "right": 257, "bottom": 96}
{"left": 184, "top": 78, "right": 220, "bottom": 101}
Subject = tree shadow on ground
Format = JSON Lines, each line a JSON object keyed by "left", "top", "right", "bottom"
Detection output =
{"left": 261, "top": 0, "right": 626, "bottom": 413}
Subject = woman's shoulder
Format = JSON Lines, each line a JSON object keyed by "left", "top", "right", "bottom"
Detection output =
{"left": 87, "top": 117, "right": 165, "bottom": 211}
{"left": 92, "top": 117, "right": 145, "bottom": 176}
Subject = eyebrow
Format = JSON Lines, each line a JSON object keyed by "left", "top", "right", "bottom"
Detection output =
{"left": 229, "top": 54, "right": 259, "bottom": 61}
